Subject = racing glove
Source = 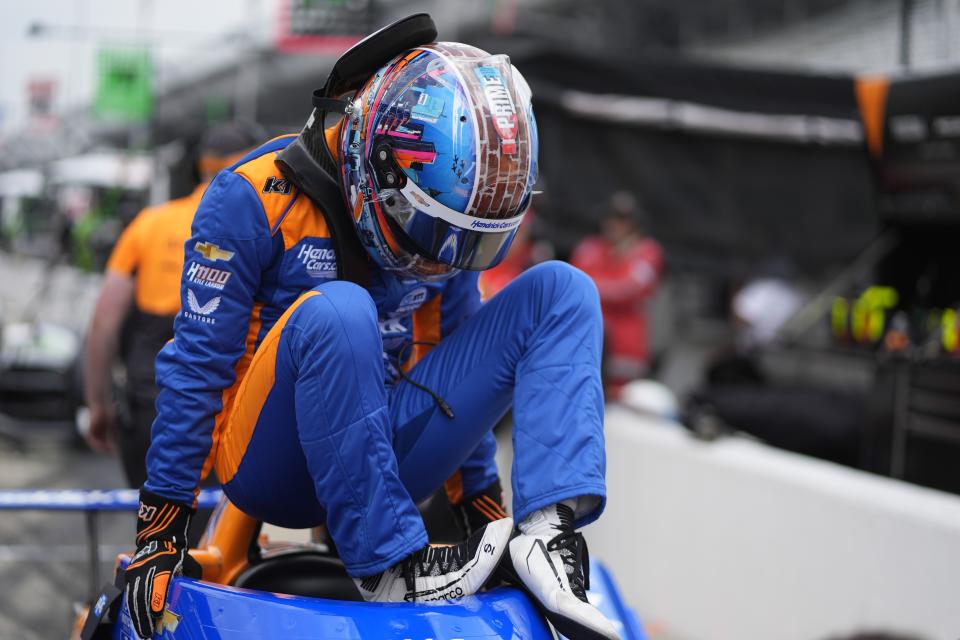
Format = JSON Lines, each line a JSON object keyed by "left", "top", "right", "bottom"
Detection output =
{"left": 453, "top": 478, "right": 510, "bottom": 537}
{"left": 124, "top": 489, "right": 199, "bottom": 639}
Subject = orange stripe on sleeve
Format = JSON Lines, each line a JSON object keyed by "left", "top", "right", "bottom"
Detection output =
{"left": 198, "top": 302, "right": 265, "bottom": 496}
{"left": 471, "top": 500, "right": 501, "bottom": 522}
{"left": 480, "top": 495, "right": 508, "bottom": 518}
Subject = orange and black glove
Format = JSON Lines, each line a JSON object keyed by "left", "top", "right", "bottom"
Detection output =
{"left": 124, "top": 489, "right": 199, "bottom": 639}
{"left": 453, "top": 479, "right": 510, "bottom": 537}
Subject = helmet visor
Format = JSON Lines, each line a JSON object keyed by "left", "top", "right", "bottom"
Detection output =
{"left": 377, "top": 176, "right": 529, "bottom": 271}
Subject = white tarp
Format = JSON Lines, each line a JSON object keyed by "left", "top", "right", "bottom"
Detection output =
{"left": 0, "top": 170, "right": 43, "bottom": 198}
{"left": 49, "top": 152, "right": 152, "bottom": 189}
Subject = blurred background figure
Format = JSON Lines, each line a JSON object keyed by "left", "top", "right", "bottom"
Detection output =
{"left": 572, "top": 191, "right": 663, "bottom": 397}
{"left": 703, "top": 259, "right": 808, "bottom": 389}
{"left": 82, "top": 121, "right": 261, "bottom": 487}
{"left": 732, "top": 259, "right": 806, "bottom": 354}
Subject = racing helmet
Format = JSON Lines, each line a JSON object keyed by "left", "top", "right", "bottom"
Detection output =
{"left": 338, "top": 42, "right": 538, "bottom": 280}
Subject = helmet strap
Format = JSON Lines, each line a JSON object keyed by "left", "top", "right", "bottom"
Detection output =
{"left": 312, "top": 91, "right": 351, "bottom": 115}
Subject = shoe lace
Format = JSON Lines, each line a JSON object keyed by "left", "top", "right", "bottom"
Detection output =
{"left": 547, "top": 528, "right": 590, "bottom": 601}
{"left": 400, "top": 543, "right": 469, "bottom": 592}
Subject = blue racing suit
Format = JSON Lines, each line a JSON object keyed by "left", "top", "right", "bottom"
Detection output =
{"left": 145, "top": 135, "right": 607, "bottom": 576}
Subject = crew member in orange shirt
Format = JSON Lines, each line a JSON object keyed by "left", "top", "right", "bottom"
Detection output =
{"left": 83, "top": 122, "right": 261, "bottom": 486}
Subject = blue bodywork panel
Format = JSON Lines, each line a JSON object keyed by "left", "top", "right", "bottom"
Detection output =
{"left": 121, "top": 582, "right": 555, "bottom": 639}
{"left": 110, "top": 559, "right": 646, "bottom": 640}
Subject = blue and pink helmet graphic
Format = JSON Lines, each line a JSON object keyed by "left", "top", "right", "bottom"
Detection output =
{"left": 339, "top": 42, "right": 538, "bottom": 280}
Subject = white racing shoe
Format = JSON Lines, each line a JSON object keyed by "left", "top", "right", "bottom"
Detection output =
{"left": 354, "top": 517, "right": 513, "bottom": 603}
{"left": 506, "top": 503, "right": 620, "bottom": 640}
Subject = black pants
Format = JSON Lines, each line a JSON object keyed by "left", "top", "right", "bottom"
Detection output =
{"left": 117, "top": 387, "right": 157, "bottom": 489}
{"left": 119, "top": 382, "right": 213, "bottom": 545}
{"left": 119, "top": 313, "right": 215, "bottom": 544}
{"left": 118, "top": 311, "right": 175, "bottom": 488}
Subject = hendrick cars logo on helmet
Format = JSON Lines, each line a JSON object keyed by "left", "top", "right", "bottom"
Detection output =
{"left": 471, "top": 218, "right": 522, "bottom": 231}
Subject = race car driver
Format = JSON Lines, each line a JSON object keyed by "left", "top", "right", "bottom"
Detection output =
{"left": 84, "top": 122, "right": 261, "bottom": 486}
{"left": 125, "top": 21, "right": 617, "bottom": 640}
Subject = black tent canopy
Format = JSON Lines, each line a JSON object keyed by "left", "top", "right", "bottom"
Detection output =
{"left": 500, "top": 44, "right": 877, "bottom": 278}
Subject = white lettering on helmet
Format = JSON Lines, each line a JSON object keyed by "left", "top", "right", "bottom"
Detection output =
{"left": 475, "top": 65, "right": 519, "bottom": 154}
{"left": 470, "top": 218, "right": 522, "bottom": 231}
{"left": 399, "top": 178, "right": 525, "bottom": 234}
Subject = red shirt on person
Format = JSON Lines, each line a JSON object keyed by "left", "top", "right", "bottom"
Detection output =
{"left": 572, "top": 234, "right": 663, "bottom": 392}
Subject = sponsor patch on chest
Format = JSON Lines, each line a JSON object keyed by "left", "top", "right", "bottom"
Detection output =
{"left": 293, "top": 239, "right": 337, "bottom": 278}
{"left": 393, "top": 287, "right": 428, "bottom": 317}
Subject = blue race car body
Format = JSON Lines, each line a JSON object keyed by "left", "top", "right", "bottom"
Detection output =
{"left": 35, "top": 491, "right": 646, "bottom": 640}
{"left": 106, "top": 558, "right": 645, "bottom": 640}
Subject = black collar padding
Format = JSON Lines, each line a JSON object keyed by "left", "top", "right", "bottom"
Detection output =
{"left": 275, "top": 138, "right": 371, "bottom": 288}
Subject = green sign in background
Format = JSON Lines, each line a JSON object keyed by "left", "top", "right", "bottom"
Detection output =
{"left": 93, "top": 48, "right": 153, "bottom": 122}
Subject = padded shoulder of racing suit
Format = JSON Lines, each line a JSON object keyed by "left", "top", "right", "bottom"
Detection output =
{"left": 226, "top": 135, "right": 304, "bottom": 232}
{"left": 221, "top": 132, "right": 372, "bottom": 289}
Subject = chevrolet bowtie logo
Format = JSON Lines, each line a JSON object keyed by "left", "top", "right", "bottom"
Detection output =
{"left": 158, "top": 607, "right": 181, "bottom": 633}
{"left": 194, "top": 242, "right": 234, "bottom": 262}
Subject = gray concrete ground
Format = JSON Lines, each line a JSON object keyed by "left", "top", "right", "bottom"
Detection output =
{"left": 0, "top": 254, "right": 109, "bottom": 638}
{"left": 0, "top": 437, "right": 130, "bottom": 640}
